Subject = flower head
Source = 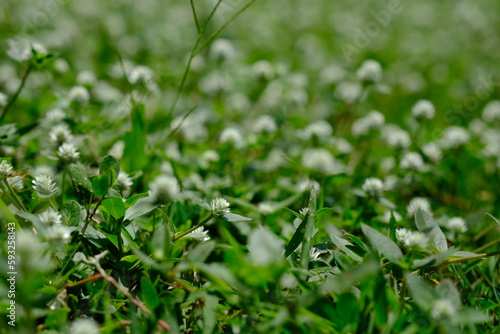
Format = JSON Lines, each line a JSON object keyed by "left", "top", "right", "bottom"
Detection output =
{"left": 38, "top": 208, "right": 62, "bottom": 225}
{"left": 0, "top": 92, "right": 8, "bottom": 107}
{"left": 49, "top": 124, "right": 73, "bottom": 145}
{"left": 32, "top": 175, "right": 59, "bottom": 198}
{"left": 404, "top": 231, "right": 428, "bottom": 248}
{"left": 253, "top": 115, "right": 277, "bottom": 133}
{"left": 210, "top": 197, "right": 230, "bottom": 216}
{"left": 356, "top": 59, "right": 382, "bottom": 82}
{"left": 395, "top": 228, "right": 412, "bottom": 244}
{"left": 70, "top": 318, "right": 100, "bottom": 334}
{"left": 431, "top": 299, "right": 456, "bottom": 320}
{"left": 115, "top": 171, "right": 133, "bottom": 190}
{"left": 58, "top": 143, "right": 80, "bottom": 161}
{"left": 482, "top": 101, "right": 500, "bottom": 122}
{"left": 220, "top": 127, "right": 245, "bottom": 148}
{"left": 69, "top": 86, "right": 90, "bottom": 104}
{"left": 439, "top": 126, "right": 470, "bottom": 149}
{"left": 448, "top": 217, "right": 467, "bottom": 232}
{"left": 362, "top": 177, "right": 384, "bottom": 197}
{"left": 400, "top": 152, "right": 425, "bottom": 171}
{"left": 407, "top": 197, "right": 431, "bottom": 216}
{"left": 148, "top": 175, "right": 180, "bottom": 205}
{"left": 412, "top": 99, "right": 435, "bottom": 119}
{"left": 0, "top": 160, "right": 14, "bottom": 179}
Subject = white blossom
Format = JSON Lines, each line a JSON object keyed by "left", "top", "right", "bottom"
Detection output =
{"left": 0, "top": 160, "right": 14, "bottom": 179}
{"left": 0, "top": 92, "right": 8, "bottom": 107}
{"left": 334, "top": 82, "right": 362, "bottom": 104}
{"left": 32, "top": 175, "right": 59, "bottom": 198}
{"left": 356, "top": 60, "right": 382, "bottom": 82}
{"left": 253, "top": 115, "right": 277, "bottom": 133}
{"left": 407, "top": 197, "right": 431, "bottom": 216}
{"left": 148, "top": 175, "right": 180, "bottom": 204}
{"left": 69, "top": 86, "right": 90, "bottom": 104}
{"left": 439, "top": 126, "right": 470, "bottom": 149}
{"left": 38, "top": 208, "right": 62, "bottom": 225}
{"left": 362, "top": 177, "right": 384, "bottom": 197}
{"left": 404, "top": 231, "right": 428, "bottom": 248}
{"left": 396, "top": 228, "right": 412, "bottom": 244}
{"left": 70, "top": 318, "right": 100, "bottom": 334}
{"left": 58, "top": 143, "right": 80, "bottom": 161}
{"left": 431, "top": 299, "right": 457, "bottom": 319}
{"left": 400, "top": 152, "right": 425, "bottom": 171}
{"left": 411, "top": 99, "right": 435, "bottom": 119}
{"left": 220, "top": 127, "right": 245, "bottom": 148}
{"left": 448, "top": 217, "right": 467, "bottom": 232}
{"left": 210, "top": 197, "right": 230, "bottom": 216}
{"left": 482, "top": 100, "right": 500, "bottom": 122}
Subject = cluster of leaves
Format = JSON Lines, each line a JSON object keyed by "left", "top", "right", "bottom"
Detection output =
{"left": 0, "top": 0, "right": 499, "bottom": 333}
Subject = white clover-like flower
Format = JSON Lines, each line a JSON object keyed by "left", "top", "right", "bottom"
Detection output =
{"left": 356, "top": 59, "right": 382, "bottom": 82}
{"left": 73, "top": 252, "right": 87, "bottom": 263}
{"left": 448, "top": 217, "right": 467, "bottom": 232}
{"left": 185, "top": 226, "right": 210, "bottom": 241}
{"left": 220, "top": 127, "right": 245, "bottom": 148}
{"left": 333, "top": 138, "right": 352, "bottom": 154}
{"left": 395, "top": 228, "right": 412, "bottom": 244}
{"left": 258, "top": 202, "right": 276, "bottom": 215}
{"left": 70, "top": 318, "right": 100, "bottom": 334}
{"left": 54, "top": 58, "right": 70, "bottom": 73}
{"left": 482, "top": 100, "right": 500, "bottom": 122}
{"left": 58, "top": 143, "right": 80, "bottom": 161}
{"left": 431, "top": 299, "right": 457, "bottom": 320}
{"left": 253, "top": 115, "right": 277, "bottom": 133}
{"left": 407, "top": 197, "right": 431, "bottom": 216}
{"left": 38, "top": 208, "right": 62, "bottom": 225}
{"left": 404, "top": 231, "right": 428, "bottom": 248}
{"left": 129, "top": 65, "right": 154, "bottom": 85}
{"left": 49, "top": 124, "right": 73, "bottom": 145}
{"left": 0, "top": 92, "right": 8, "bottom": 107}
{"left": 252, "top": 60, "right": 275, "bottom": 80}
{"left": 46, "top": 224, "right": 71, "bottom": 241}
{"left": 303, "top": 120, "right": 333, "bottom": 139}
{"left": 115, "top": 171, "right": 133, "bottom": 190}
{"left": 148, "top": 174, "right": 180, "bottom": 204}
{"left": 0, "top": 160, "right": 14, "bottom": 179}
{"left": 422, "top": 142, "right": 442, "bottom": 162}
{"left": 382, "top": 210, "right": 402, "bottom": 223}
{"left": 44, "top": 109, "right": 66, "bottom": 125}
{"left": 210, "top": 39, "right": 235, "bottom": 60}
{"left": 320, "top": 65, "right": 346, "bottom": 84}
{"left": 411, "top": 99, "right": 435, "bottom": 119}
{"left": 384, "top": 175, "right": 399, "bottom": 191}
{"left": 334, "top": 82, "right": 362, "bottom": 104}
{"left": 302, "top": 148, "right": 337, "bottom": 175}
{"left": 362, "top": 177, "right": 384, "bottom": 197}
{"left": 400, "top": 152, "right": 425, "bottom": 171}
{"left": 6, "top": 39, "right": 46, "bottom": 62}
{"left": 383, "top": 126, "right": 411, "bottom": 149}
{"left": 210, "top": 197, "right": 230, "bottom": 216}
{"left": 33, "top": 165, "right": 55, "bottom": 177}
{"left": 352, "top": 110, "right": 385, "bottom": 137}
{"left": 77, "top": 70, "right": 97, "bottom": 86}
{"left": 8, "top": 176, "right": 23, "bottom": 191}
{"left": 68, "top": 86, "right": 90, "bottom": 104}
{"left": 32, "top": 175, "right": 59, "bottom": 198}
{"left": 439, "top": 126, "right": 470, "bottom": 149}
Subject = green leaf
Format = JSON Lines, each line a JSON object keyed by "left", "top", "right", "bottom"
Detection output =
{"left": 405, "top": 273, "right": 436, "bottom": 310}
{"left": 452, "top": 309, "right": 489, "bottom": 324}
{"left": 141, "top": 277, "right": 160, "bottom": 310}
{"left": 248, "top": 228, "right": 285, "bottom": 266}
{"left": 124, "top": 197, "right": 157, "bottom": 221}
{"left": 219, "top": 212, "right": 252, "bottom": 222}
{"left": 100, "top": 155, "right": 120, "bottom": 186}
{"left": 183, "top": 190, "right": 210, "bottom": 210}
{"left": 92, "top": 174, "right": 111, "bottom": 197}
{"left": 415, "top": 209, "right": 448, "bottom": 252}
{"left": 102, "top": 197, "right": 126, "bottom": 220}
{"left": 285, "top": 217, "right": 307, "bottom": 258}
{"left": 186, "top": 240, "right": 216, "bottom": 263}
{"left": 315, "top": 207, "right": 333, "bottom": 218}
{"left": 299, "top": 188, "right": 317, "bottom": 270}
{"left": 68, "top": 163, "right": 93, "bottom": 192}
{"left": 336, "top": 293, "right": 360, "bottom": 332}
{"left": 389, "top": 211, "right": 397, "bottom": 243}
{"left": 123, "top": 103, "right": 147, "bottom": 172}
{"left": 61, "top": 200, "right": 82, "bottom": 226}
{"left": 485, "top": 213, "right": 500, "bottom": 226}
{"left": 329, "top": 234, "right": 363, "bottom": 263}
{"left": 361, "top": 224, "right": 403, "bottom": 264}
{"left": 151, "top": 224, "right": 172, "bottom": 260}
{"left": 203, "top": 294, "right": 219, "bottom": 334}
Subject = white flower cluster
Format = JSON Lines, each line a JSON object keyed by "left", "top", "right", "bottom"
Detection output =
{"left": 303, "top": 120, "right": 332, "bottom": 139}
{"left": 362, "top": 177, "right": 384, "bottom": 197}
{"left": 0, "top": 160, "right": 14, "bottom": 179}
{"left": 439, "top": 126, "right": 470, "bottom": 149}
{"left": 32, "top": 175, "right": 59, "bottom": 198}
{"left": 253, "top": 115, "right": 278, "bottom": 134}
{"left": 411, "top": 99, "right": 435, "bottom": 119}
{"left": 352, "top": 110, "right": 385, "bottom": 137}
{"left": 302, "top": 148, "right": 337, "bottom": 175}
{"left": 69, "top": 86, "right": 90, "bottom": 104}
{"left": 448, "top": 217, "right": 467, "bottom": 232}
{"left": 148, "top": 174, "right": 180, "bottom": 204}
{"left": 400, "top": 152, "right": 425, "bottom": 171}
{"left": 210, "top": 197, "right": 230, "bottom": 216}
{"left": 334, "top": 82, "right": 362, "bottom": 104}
{"left": 406, "top": 197, "right": 431, "bottom": 216}
{"left": 220, "top": 127, "right": 245, "bottom": 148}
{"left": 356, "top": 60, "right": 382, "bottom": 82}
{"left": 482, "top": 100, "right": 500, "bottom": 122}
{"left": 383, "top": 125, "right": 411, "bottom": 149}
{"left": 396, "top": 228, "right": 428, "bottom": 248}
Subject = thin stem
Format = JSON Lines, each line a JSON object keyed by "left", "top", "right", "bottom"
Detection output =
{"left": 474, "top": 238, "right": 500, "bottom": 253}
{"left": 194, "top": 0, "right": 258, "bottom": 56}
{"left": 202, "top": 0, "right": 223, "bottom": 33}
{"left": 167, "top": 105, "right": 198, "bottom": 138}
{"left": 190, "top": 0, "right": 201, "bottom": 34}
{"left": 2, "top": 179, "right": 26, "bottom": 211}
{"left": 81, "top": 197, "right": 104, "bottom": 235}
{"left": 441, "top": 249, "right": 500, "bottom": 266}
{"left": 173, "top": 214, "right": 214, "bottom": 241}
{"left": 0, "top": 64, "right": 33, "bottom": 123}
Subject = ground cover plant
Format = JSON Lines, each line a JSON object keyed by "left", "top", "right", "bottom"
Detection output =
{"left": 0, "top": 0, "right": 499, "bottom": 333}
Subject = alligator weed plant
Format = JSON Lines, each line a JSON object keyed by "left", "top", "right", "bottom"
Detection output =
{"left": 0, "top": 0, "right": 499, "bottom": 333}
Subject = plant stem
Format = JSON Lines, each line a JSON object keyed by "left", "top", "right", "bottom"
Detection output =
{"left": 173, "top": 214, "right": 214, "bottom": 241}
{"left": 441, "top": 249, "right": 500, "bottom": 266}
{"left": 189, "top": 0, "right": 201, "bottom": 34}
{"left": 82, "top": 197, "right": 103, "bottom": 235}
{"left": 0, "top": 64, "right": 33, "bottom": 123}
{"left": 2, "top": 179, "right": 26, "bottom": 211}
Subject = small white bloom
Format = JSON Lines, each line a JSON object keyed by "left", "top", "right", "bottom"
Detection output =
{"left": 422, "top": 142, "right": 442, "bottom": 162}
{"left": 333, "top": 138, "right": 352, "bottom": 154}
{"left": 404, "top": 231, "right": 428, "bottom": 248}
{"left": 439, "top": 126, "right": 470, "bottom": 149}
{"left": 6, "top": 39, "right": 44, "bottom": 62}
{"left": 482, "top": 100, "right": 500, "bottom": 122}
{"left": 431, "top": 299, "right": 456, "bottom": 320}
{"left": 302, "top": 148, "right": 338, "bottom": 175}
{"left": 253, "top": 115, "right": 277, "bottom": 133}
{"left": 33, "top": 165, "right": 55, "bottom": 177}
{"left": 185, "top": 226, "right": 210, "bottom": 241}
{"left": 412, "top": 99, "right": 435, "bottom": 119}
{"left": 38, "top": 208, "right": 62, "bottom": 225}
{"left": 0, "top": 160, "right": 14, "bottom": 178}
{"left": 49, "top": 124, "right": 73, "bottom": 145}
{"left": 395, "top": 228, "right": 412, "bottom": 244}
{"left": 400, "top": 152, "right": 425, "bottom": 171}
{"left": 70, "top": 318, "right": 100, "bottom": 334}
{"left": 129, "top": 65, "right": 154, "bottom": 85}
{"left": 320, "top": 65, "right": 346, "bottom": 84}
{"left": 362, "top": 177, "right": 384, "bottom": 197}
{"left": 68, "top": 86, "right": 90, "bottom": 104}
{"left": 54, "top": 58, "right": 70, "bottom": 73}
{"left": 383, "top": 126, "right": 411, "bottom": 149}
{"left": 0, "top": 92, "right": 8, "bottom": 107}
{"left": 220, "top": 127, "right": 245, "bottom": 148}
{"left": 334, "top": 82, "right": 362, "bottom": 104}
{"left": 46, "top": 224, "right": 71, "bottom": 241}
{"left": 407, "top": 197, "right": 431, "bottom": 216}
{"left": 252, "top": 60, "right": 275, "bottom": 80}
{"left": 32, "top": 175, "right": 59, "bottom": 198}
{"left": 58, "top": 143, "right": 80, "bottom": 161}
{"left": 384, "top": 175, "right": 399, "bottom": 191}
{"left": 73, "top": 252, "right": 87, "bottom": 263}
{"left": 356, "top": 59, "right": 382, "bottom": 82}
{"left": 258, "top": 201, "right": 276, "bottom": 215}
{"left": 382, "top": 210, "right": 402, "bottom": 223}
{"left": 115, "top": 171, "right": 133, "bottom": 190}
{"left": 210, "top": 197, "right": 230, "bottom": 216}
{"left": 44, "top": 109, "right": 66, "bottom": 125}
{"left": 77, "top": 70, "right": 97, "bottom": 86}
{"left": 352, "top": 111, "right": 385, "bottom": 137}
{"left": 149, "top": 175, "right": 180, "bottom": 204}
{"left": 210, "top": 39, "right": 235, "bottom": 60}
{"left": 7, "top": 176, "right": 23, "bottom": 191}
{"left": 448, "top": 217, "right": 467, "bottom": 232}
{"left": 303, "top": 120, "right": 332, "bottom": 139}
